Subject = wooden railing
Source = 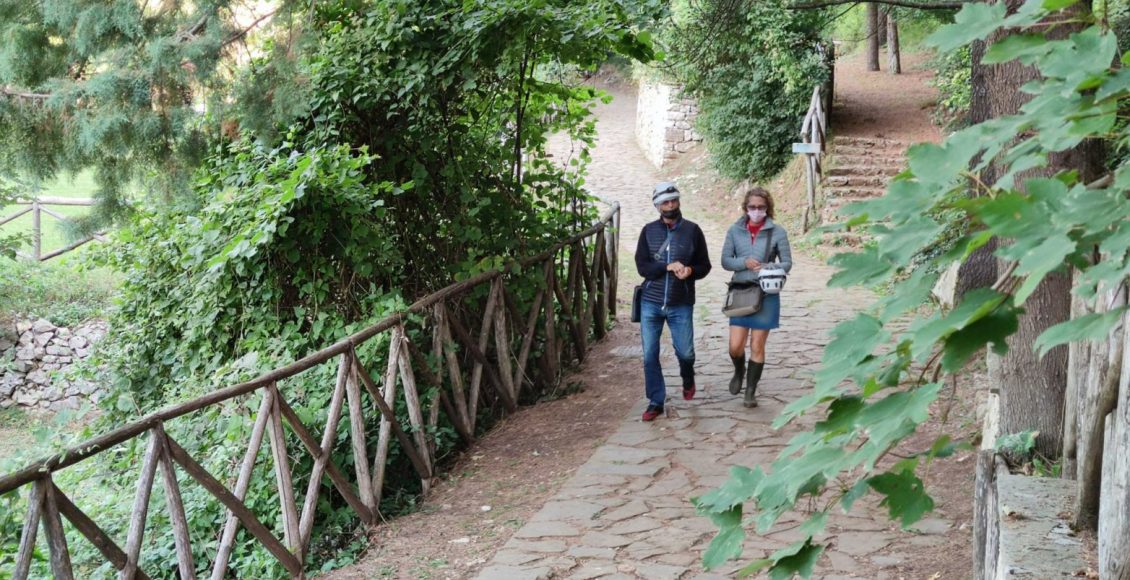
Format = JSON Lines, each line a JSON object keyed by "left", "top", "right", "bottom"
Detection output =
{"left": 0, "top": 196, "right": 103, "bottom": 261}
{"left": 0, "top": 203, "right": 621, "bottom": 579}
{"left": 795, "top": 85, "right": 827, "bottom": 233}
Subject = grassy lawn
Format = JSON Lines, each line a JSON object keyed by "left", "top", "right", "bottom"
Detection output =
{"left": 0, "top": 171, "right": 98, "bottom": 257}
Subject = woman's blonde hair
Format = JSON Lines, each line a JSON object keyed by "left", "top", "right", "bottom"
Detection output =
{"left": 736, "top": 182, "right": 775, "bottom": 219}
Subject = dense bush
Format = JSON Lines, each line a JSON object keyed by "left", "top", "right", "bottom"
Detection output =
{"left": 664, "top": 0, "right": 829, "bottom": 181}
{"left": 1, "top": 1, "right": 664, "bottom": 577}
{"left": 930, "top": 45, "right": 971, "bottom": 130}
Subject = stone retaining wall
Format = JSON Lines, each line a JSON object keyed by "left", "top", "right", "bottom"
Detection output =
{"left": 0, "top": 318, "right": 106, "bottom": 411}
{"left": 635, "top": 78, "right": 701, "bottom": 168}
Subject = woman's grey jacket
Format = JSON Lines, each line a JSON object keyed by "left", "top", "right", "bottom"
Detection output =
{"left": 721, "top": 216, "right": 793, "bottom": 284}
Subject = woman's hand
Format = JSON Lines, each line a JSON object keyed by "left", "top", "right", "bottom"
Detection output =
{"left": 744, "top": 257, "right": 761, "bottom": 271}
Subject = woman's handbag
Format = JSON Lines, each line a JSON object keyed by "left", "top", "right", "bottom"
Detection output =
{"left": 722, "top": 227, "right": 776, "bottom": 317}
{"left": 722, "top": 281, "right": 762, "bottom": 317}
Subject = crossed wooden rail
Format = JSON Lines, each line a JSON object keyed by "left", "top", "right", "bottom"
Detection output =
{"left": 0, "top": 203, "right": 621, "bottom": 579}
{"left": 797, "top": 85, "right": 827, "bottom": 233}
{"left": 0, "top": 196, "right": 104, "bottom": 261}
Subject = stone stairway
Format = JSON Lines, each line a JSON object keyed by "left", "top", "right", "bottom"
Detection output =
{"left": 819, "top": 136, "right": 908, "bottom": 244}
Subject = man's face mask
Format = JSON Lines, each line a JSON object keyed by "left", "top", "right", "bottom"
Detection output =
{"left": 661, "top": 208, "right": 681, "bottom": 220}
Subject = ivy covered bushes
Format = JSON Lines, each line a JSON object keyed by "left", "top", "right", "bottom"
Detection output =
{"left": 663, "top": 0, "right": 829, "bottom": 181}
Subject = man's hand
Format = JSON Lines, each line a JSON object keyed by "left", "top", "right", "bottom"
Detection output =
{"left": 744, "top": 257, "right": 761, "bottom": 271}
{"left": 674, "top": 266, "right": 693, "bottom": 280}
{"left": 667, "top": 261, "right": 686, "bottom": 272}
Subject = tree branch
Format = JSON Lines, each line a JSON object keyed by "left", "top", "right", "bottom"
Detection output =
{"left": 0, "top": 87, "right": 51, "bottom": 101}
{"left": 222, "top": 9, "right": 278, "bottom": 49}
{"left": 788, "top": 0, "right": 968, "bottom": 10}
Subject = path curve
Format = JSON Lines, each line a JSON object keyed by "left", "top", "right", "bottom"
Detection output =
{"left": 475, "top": 81, "right": 948, "bottom": 578}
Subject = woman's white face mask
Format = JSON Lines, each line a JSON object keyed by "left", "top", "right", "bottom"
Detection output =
{"left": 747, "top": 209, "right": 767, "bottom": 223}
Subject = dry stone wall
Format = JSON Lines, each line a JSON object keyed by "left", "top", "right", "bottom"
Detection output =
{"left": 635, "top": 78, "right": 701, "bottom": 168}
{"left": 0, "top": 318, "right": 106, "bottom": 411}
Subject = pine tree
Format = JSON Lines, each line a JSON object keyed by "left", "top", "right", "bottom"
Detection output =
{"left": 0, "top": 1, "right": 302, "bottom": 225}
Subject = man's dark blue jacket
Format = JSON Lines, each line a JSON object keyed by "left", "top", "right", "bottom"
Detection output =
{"left": 635, "top": 217, "right": 712, "bottom": 307}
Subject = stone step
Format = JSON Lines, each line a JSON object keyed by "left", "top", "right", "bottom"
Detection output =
{"left": 823, "top": 174, "right": 890, "bottom": 189}
{"left": 821, "top": 197, "right": 865, "bottom": 223}
{"left": 831, "top": 136, "right": 907, "bottom": 150}
{"left": 822, "top": 185, "right": 887, "bottom": 199}
{"left": 826, "top": 165, "right": 902, "bottom": 178}
{"left": 831, "top": 145, "right": 907, "bottom": 159}
{"left": 832, "top": 154, "right": 906, "bottom": 168}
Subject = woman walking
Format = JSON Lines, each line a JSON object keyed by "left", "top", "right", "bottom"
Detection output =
{"left": 721, "top": 185, "right": 792, "bottom": 408}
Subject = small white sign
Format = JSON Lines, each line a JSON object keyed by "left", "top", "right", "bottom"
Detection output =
{"left": 792, "top": 142, "right": 820, "bottom": 154}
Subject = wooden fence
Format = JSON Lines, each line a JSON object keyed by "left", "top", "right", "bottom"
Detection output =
{"left": 0, "top": 196, "right": 102, "bottom": 261}
{"left": 0, "top": 203, "right": 621, "bottom": 579}
{"left": 795, "top": 85, "right": 827, "bottom": 234}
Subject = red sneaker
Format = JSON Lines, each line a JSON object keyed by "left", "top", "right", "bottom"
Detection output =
{"left": 642, "top": 405, "right": 663, "bottom": 421}
{"left": 683, "top": 384, "right": 696, "bottom": 400}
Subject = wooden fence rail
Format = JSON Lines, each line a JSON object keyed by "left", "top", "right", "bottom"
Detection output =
{"left": 0, "top": 203, "right": 621, "bottom": 579}
{"left": 795, "top": 85, "right": 827, "bottom": 233}
{"left": 0, "top": 196, "right": 103, "bottom": 261}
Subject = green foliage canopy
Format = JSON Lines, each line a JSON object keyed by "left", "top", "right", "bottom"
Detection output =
{"left": 663, "top": 0, "right": 830, "bottom": 181}
{"left": 1, "top": 0, "right": 666, "bottom": 576}
{"left": 695, "top": 1, "right": 1130, "bottom": 575}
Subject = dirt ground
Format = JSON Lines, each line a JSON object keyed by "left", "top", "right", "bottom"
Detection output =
{"left": 326, "top": 48, "right": 981, "bottom": 580}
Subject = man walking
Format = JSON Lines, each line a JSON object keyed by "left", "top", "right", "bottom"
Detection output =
{"left": 635, "top": 182, "right": 712, "bottom": 421}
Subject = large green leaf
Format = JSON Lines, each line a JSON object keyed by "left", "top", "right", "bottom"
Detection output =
{"left": 912, "top": 289, "right": 1008, "bottom": 360}
{"left": 941, "top": 306, "right": 1020, "bottom": 371}
{"left": 867, "top": 468, "right": 935, "bottom": 527}
{"left": 926, "top": 2, "right": 1007, "bottom": 53}
{"left": 828, "top": 247, "right": 895, "bottom": 288}
{"left": 983, "top": 33, "right": 1052, "bottom": 65}
{"left": 694, "top": 466, "right": 764, "bottom": 513}
{"left": 1034, "top": 307, "right": 1129, "bottom": 357}
{"left": 701, "top": 505, "right": 746, "bottom": 570}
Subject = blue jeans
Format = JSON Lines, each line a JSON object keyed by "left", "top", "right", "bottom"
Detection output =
{"left": 640, "top": 301, "right": 695, "bottom": 407}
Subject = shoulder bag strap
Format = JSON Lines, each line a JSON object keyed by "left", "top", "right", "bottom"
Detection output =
{"left": 653, "top": 229, "right": 674, "bottom": 262}
{"left": 763, "top": 227, "right": 774, "bottom": 264}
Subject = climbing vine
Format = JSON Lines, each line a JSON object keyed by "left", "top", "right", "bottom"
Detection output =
{"left": 696, "top": 0, "right": 1130, "bottom": 575}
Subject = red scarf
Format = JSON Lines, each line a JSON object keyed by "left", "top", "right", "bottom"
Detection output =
{"left": 746, "top": 218, "right": 764, "bottom": 243}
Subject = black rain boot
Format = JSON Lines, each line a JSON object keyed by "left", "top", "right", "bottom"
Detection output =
{"left": 728, "top": 354, "right": 746, "bottom": 395}
{"left": 744, "top": 361, "right": 764, "bottom": 408}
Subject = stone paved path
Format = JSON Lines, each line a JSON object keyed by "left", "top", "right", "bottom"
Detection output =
{"left": 476, "top": 85, "right": 953, "bottom": 579}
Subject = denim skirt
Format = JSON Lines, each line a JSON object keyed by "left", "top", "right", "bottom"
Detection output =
{"left": 728, "top": 293, "right": 780, "bottom": 330}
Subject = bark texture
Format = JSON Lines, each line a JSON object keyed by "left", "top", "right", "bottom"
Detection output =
{"left": 867, "top": 4, "right": 881, "bottom": 71}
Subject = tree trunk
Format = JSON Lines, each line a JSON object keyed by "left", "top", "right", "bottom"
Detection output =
{"left": 877, "top": 7, "right": 888, "bottom": 46}
{"left": 986, "top": 0, "right": 1103, "bottom": 460}
{"left": 955, "top": 39, "right": 998, "bottom": 302}
{"left": 867, "top": 4, "right": 880, "bottom": 72}
{"left": 886, "top": 16, "right": 901, "bottom": 74}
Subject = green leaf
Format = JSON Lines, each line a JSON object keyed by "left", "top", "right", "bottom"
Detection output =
{"left": 912, "top": 289, "right": 1008, "bottom": 360}
{"left": 926, "top": 2, "right": 1007, "bottom": 53}
{"left": 1042, "top": 0, "right": 1079, "bottom": 10}
{"left": 701, "top": 505, "right": 745, "bottom": 570}
{"left": 814, "top": 396, "right": 864, "bottom": 436}
{"left": 867, "top": 469, "right": 935, "bottom": 527}
{"left": 1010, "top": 234, "right": 1074, "bottom": 304}
{"left": 767, "top": 540, "right": 825, "bottom": 580}
{"left": 876, "top": 268, "right": 940, "bottom": 324}
{"left": 941, "top": 305, "right": 1019, "bottom": 371}
{"left": 694, "top": 466, "right": 764, "bottom": 513}
{"left": 828, "top": 247, "right": 895, "bottom": 288}
{"left": 983, "top": 34, "right": 1051, "bottom": 65}
{"left": 1034, "top": 306, "right": 1130, "bottom": 357}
